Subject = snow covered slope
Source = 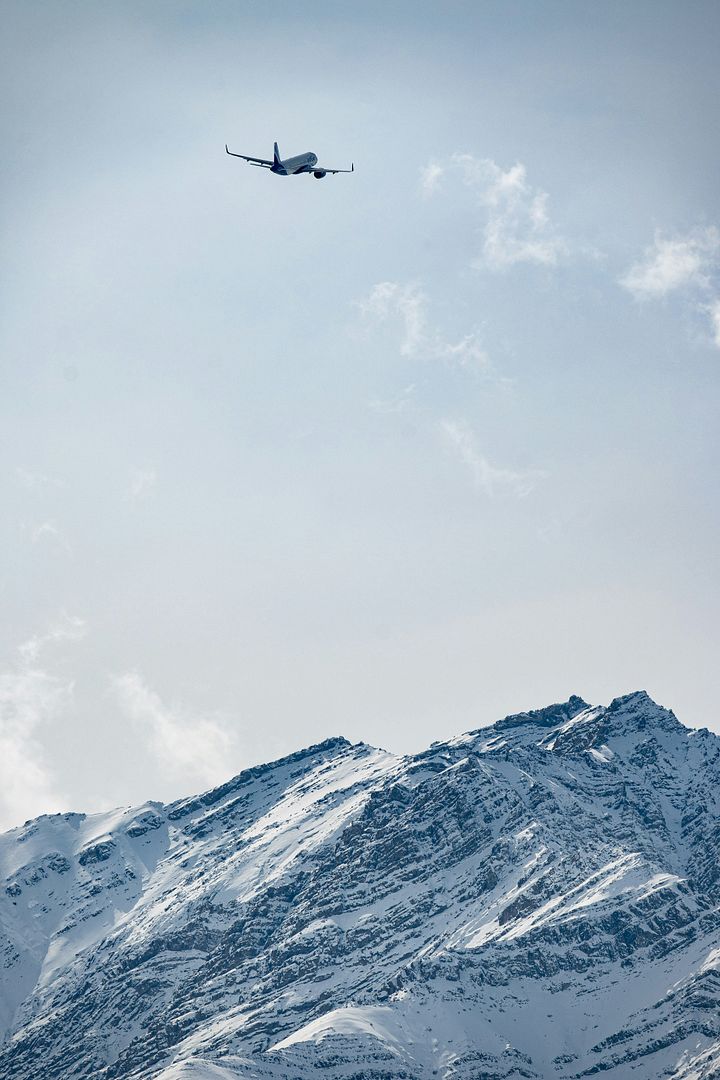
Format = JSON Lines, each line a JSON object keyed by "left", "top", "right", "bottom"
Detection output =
{"left": 2, "top": 693, "right": 720, "bottom": 1079}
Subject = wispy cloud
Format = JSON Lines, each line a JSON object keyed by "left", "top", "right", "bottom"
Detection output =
{"left": 18, "top": 613, "right": 86, "bottom": 665}
{"left": 0, "top": 669, "right": 68, "bottom": 830}
{"left": 620, "top": 227, "right": 720, "bottom": 298}
{"left": 434, "top": 333, "right": 492, "bottom": 373}
{"left": 111, "top": 671, "right": 236, "bottom": 790}
{"left": 440, "top": 418, "right": 546, "bottom": 497}
{"left": 358, "top": 281, "right": 428, "bottom": 357}
{"left": 0, "top": 616, "right": 85, "bottom": 830}
{"left": 31, "top": 521, "right": 64, "bottom": 545}
{"left": 708, "top": 297, "right": 720, "bottom": 349}
{"left": 419, "top": 160, "right": 444, "bottom": 198}
{"left": 620, "top": 226, "right": 720, "bottom": 348}
{"left": 15, "top": 466, "right": 62, "bottom": 490}
{"left": 368, "top": 383, "right": 417, "bottom": 415}
{"left": 20, "top": 519, "right": 72, "bottom": 554}
{"left": 358, "top": 281, "right": 495, "bottom": 377}
{"left": 128, "top": 467, "right": 157, "bottom": 501}
{"left": 421, "top": 154, "right": 564, "bottom": 270}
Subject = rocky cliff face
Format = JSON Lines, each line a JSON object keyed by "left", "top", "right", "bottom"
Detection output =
{"left": 2, "top": 692, "right": 720, "bottom": 1079}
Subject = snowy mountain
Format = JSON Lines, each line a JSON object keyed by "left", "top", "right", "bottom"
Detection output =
{"left": 2, "top": 691, "right": 720, "bottom": 1079}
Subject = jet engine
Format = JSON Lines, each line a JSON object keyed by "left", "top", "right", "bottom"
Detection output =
{"left": 313, "top": 170, "right": 327, "bottom": 179}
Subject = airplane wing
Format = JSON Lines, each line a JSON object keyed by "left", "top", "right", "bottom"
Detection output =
{"left": 225, "top": 145, "right": 273, "bottom": 167}
{"left": 315, "top": 163, "right": 355, "bottom": 174}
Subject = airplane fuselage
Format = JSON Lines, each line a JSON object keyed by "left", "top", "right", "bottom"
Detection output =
{"left": 272, "top": 152, "right": 318, "bottom": 175}
{"left": 224, "top": 142, "right": 351, "bottom": 178}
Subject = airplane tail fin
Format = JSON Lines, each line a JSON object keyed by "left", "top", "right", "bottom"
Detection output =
{"left": 273, "top": 142, "right": 281, "bottom": 167}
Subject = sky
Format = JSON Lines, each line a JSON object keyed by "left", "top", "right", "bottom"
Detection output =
{"left": 1, "top": 0, "right": 719, "bottom": 829}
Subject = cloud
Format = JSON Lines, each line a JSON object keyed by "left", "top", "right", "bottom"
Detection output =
{"left": 358, "top": 282, "right": 495, "bottom": 376}
{"left": 440, "top": 418, "right": 546, "bottom": 497}
{"left": 128, "top": 467, "right": 157, "bottom": 501}
{"left": 434, "top": 333, "right": 492, "bottom": 374}
{"left": 620, "top": 227, "right": 720, "bottom": 299}
{"left": 18, "top": 613, "right": 87, "bottom": 665}
{"left": 419, "top": 161, "right": 444, "bottom": 197}
{"left": 0, "top": 617, "right": 85, "bottom": 830}
{"left": 358, "top": 281, "right": 428, "bottom": 357}
{"left": 708, "top": 297, "right": 720, "bottom": 348}
{"left": 0, "top": 669, "right": 68, "bottom": 829}
{"left": 21, "top": 520, "right": 72, "bottom": 554}
{"left": 31, "top": 521, "right": 63, "bottom": 544}
{"left": 620, "top": 226, "right": 720, "bottom": 349}
{"left": 422, "top": 153, "right": 564, "bottom": 270}
{"left": 111, "top": 671, "right": 236, "bottom": 790}
{"left": 368, "top": 383, "right": 417, "bottom": 415}
{"left": 15, "top": 467, "right": 61, "bottom": 490}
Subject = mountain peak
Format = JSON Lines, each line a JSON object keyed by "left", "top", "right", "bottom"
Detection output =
{"left": 166, "top": 735, "right": 356, "bottom": 821}
{"left": 607, "top": 688, "right": 653, "bottom": 710}
{"left": 605, "top": 689, "right": 682, "bottom": 731}
{"left": 494, "top": 694, "right": 589, "bottom": 732}
{"left": 539, "top": 690, "right": 688, "bottom": 760}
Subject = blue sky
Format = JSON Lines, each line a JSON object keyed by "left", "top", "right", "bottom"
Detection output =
{"left": 1, "top": 0, "right": 719, "bottom": 827}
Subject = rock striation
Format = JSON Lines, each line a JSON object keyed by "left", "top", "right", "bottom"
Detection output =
{"left": 2, "top": 692, "right": 720, "bottom": 1079}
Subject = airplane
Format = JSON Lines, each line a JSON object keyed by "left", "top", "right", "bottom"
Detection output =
{"left": 225, "top": 141, "right": 354, "bottom": 179}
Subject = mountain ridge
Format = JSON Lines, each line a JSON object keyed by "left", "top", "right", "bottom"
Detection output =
{"left": 2, "top": 691, "right": 719, "bottom": 1079}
